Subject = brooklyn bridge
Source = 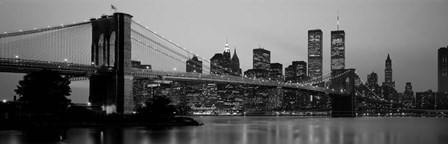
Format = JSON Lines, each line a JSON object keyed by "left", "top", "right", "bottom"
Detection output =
{"left": 0, "top": 13, "right": 400, "bottom": 117}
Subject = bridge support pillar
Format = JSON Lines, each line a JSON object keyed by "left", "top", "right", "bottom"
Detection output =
{"left": 89, "top": 13, "right": 134, "bottom": 114}
{"left": 329, "top": 69, "right": 356, "bottom": 117}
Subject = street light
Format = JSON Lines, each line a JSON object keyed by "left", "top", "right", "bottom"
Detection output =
{"left": 2, "top": 99, "right": 6, "bottom": 103}
{"left": 64, "top": 58, "right": 68, "bottom": 62}
{"left": 15, "top": 55, "right": 19, "bottom": 59}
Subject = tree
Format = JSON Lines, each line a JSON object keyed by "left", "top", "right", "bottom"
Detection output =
{"left": 15, "top": 70, "right": 71, "bottom": 113}
{"left": 176, "top": 99, "right": 192, "bottom": 117}
{"left": 136, "top": 96, "right": 176, "bottom": 118}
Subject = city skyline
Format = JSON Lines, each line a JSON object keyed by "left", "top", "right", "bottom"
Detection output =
{"left": 0, "top": 0, "right": 447, "bottom": 103}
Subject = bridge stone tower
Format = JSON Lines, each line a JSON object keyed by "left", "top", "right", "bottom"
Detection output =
{"left": 89, "top": 13, "right": 134, "bottom": 114}
{"left": 329, "top": 68, "right": 356, "bottom": 117}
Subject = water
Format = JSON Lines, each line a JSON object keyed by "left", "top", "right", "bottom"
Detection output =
{"left": 1, "top": 116, "right": 448, "bottom": 144}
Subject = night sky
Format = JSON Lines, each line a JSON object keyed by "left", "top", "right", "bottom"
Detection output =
{"left": 0, "top": 0, "right": 447, "bottom": 103}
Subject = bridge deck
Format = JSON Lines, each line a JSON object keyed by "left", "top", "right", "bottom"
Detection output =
{"left": 0, "top": 58, "right": 343, "bottom": 94}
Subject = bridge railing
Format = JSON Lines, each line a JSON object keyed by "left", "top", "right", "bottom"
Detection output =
{"left": 131, "top": 69, "right": 334, "bottom": 93}
{"left": 0, "top": 57, "right": 96, "bottom": 73}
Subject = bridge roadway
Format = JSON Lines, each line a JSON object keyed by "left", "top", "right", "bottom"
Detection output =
{"left": 0, "top": 58, "right": 343, "bottom": 94}
{"left": 0, "top": 58, "right": 95, "bottom": 76}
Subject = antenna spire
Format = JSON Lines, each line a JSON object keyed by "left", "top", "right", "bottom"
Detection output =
{"left": 337, "top": 10, "right": 340, "bottom": 30}
{"left": 224, "top": 36, "right": 230, "bottom": 52}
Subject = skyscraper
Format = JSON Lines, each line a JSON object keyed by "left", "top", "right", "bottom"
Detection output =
{"left": 404, "top": 82, "right": 413, "bottom": 96}
{"left": 308, "top": 29, "right": 323, "bottom": 80}
{"left": 438, "top": 46, "right": 448, "bottom": 92}
{"left": 210, "top": 41, "right": 241, "bottom": 76}
{"left": 221, "top": 41, "right": 232, "bottom": 72}
{"left": 367, "top": 72, "right": 378, "bottom": 87}
{"left": 405, "top": 82, "right": 413, "bottom": 93}
{"left": 284, "top": 61, "right": 307, "bottom": 82}
{"left": 231, "top": 49, "right": 241, "bottom": 76}
{"left": 253, "top": 48, "right": 271, "bottom": 70}
{"left": 383, "top": 54, "right": 395, "bottom": 88}
{"left": 186, "top": 55, "right": 202, "bottom": 73}
{"left": 284, "top": 65, "right": 295, "bottom": 82}
{"left": 403, "top": 82, "right": 414, "bottom": 108}
{"left": 293, "top": 61, "right": 307, "bottom": 81}
{"left": 330, "top": 30, "right": 345, "bottom": 70}
{"left": 210, "top": 53, "right": 224, "bottom": 75}
{"left": 331, "top": 14, "right": 345, "bottom": 71}
{"left": 270, "top": 63, "right": 283, "bottom": 81}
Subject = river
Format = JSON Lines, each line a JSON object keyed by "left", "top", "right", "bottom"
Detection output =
{"left": 1, "top": 116, "right": 447, "bottom": 144}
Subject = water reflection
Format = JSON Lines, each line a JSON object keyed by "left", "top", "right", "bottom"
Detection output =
{"left": 1, "top": 117, "right": 448, "bottom": 144}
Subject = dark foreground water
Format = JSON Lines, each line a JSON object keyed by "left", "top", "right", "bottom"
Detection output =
{"left": 1, "top": 116, "right": 448, "bottom": 144}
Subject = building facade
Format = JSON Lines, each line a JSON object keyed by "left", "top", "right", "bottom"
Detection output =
{"left": 438, "top": 47, "right": 448, "bottom": 92}
{"left": 415, "top": 90, "right": 436, "bottom": 109}
{"left": 253, "top": 48, "right": 271, "bottom": 71}
{"left": 403, "top": 82, "right": 414, "bottom": 108}
{"left": 186, "top": 56, "right": 202, "bottom": 73}
{"left": 405, "top": 82, "right": 413, "bottom": 95}
{"left": 330, "top": 30, "right": 345, "bottom": 70}
{"left": 210, "top": 53, "right": 224, "bottom": 75}
{"left": 383, "top": 54, "right": 395, "bottom": 88}
{"left": 231, "top": 49, "right": 242, "bottom": 76}
{"left": 270, "top": 63, "right": 283, "bottom": 81}
{"left": 308, "top": 29, "right": 323, "bottom": 80}
{"left": 367, "top": 72, "right": 378, "bottom": 88}
{"left": 210, "top": 41, "right": 241, "bottom": 76}
{"left": 285, "top": 65, "right": 295, "bottom": 82}
{"left": 284, "top": 61, "right": 307, "bottom": 83}
{"left": 244, "top": 69, "right": 269, "bottom": 79}
{"left": 294, "top": 61, "right": 307, "bottom": 81}
{"left": 131, "top": 60, "right": 151, "bottom": 69}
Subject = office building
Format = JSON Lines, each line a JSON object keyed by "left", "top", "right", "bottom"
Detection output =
{"left": 308, "top": 29, "right": 323, "bottom": 80}
{"left": 186, "top": 56, "right": 202, "bottom": 73}
{"left": 383, "top": 54, "right": 395, "bottom": 88}
{"left": 438, "top": 46, "right": 448, "bottom": 92}
{"left": 270, "top": 63, "right": 283, "bottom": 81}
{"left": 367, "top": 72, "right": 378, "bottom": 87}
{"left": 253, "top": 48, "right": 271, "bottom": 70}
{"left": 210, "top": 41, "right": 241, "bottom": 76}
{"left": 330, "top": 30, "right": 345, "bottom": 70}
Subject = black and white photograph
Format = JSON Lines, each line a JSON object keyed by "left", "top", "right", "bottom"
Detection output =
{"left": 0, "top": 0, "right": 447, "bottom": 144}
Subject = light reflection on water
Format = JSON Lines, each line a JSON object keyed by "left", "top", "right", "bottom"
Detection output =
{"left": 1, "top": 117, "right": 448, "bottom": 144}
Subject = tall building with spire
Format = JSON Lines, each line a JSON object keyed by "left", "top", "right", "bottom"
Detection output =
{"left": 231, "top": 48, "right": 241, "bottom": 76}
{"left": 383, "top": 54, "right": 395, "bottom": 88}
{"left": 331, "top": 14, "right": 345, "bottom": 71}
{"left": 210, "top": 40, "right": 241, "bottom": 76}
{"left": 223, "top": 40, "right": 231, "bottom": 58}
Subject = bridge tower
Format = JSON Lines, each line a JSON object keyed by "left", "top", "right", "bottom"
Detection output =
{"left": 89, "top": 13, "right": 134, "bottom": 114}
{"left": 329, "top": 68, "right": 356, "bottom": 117}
